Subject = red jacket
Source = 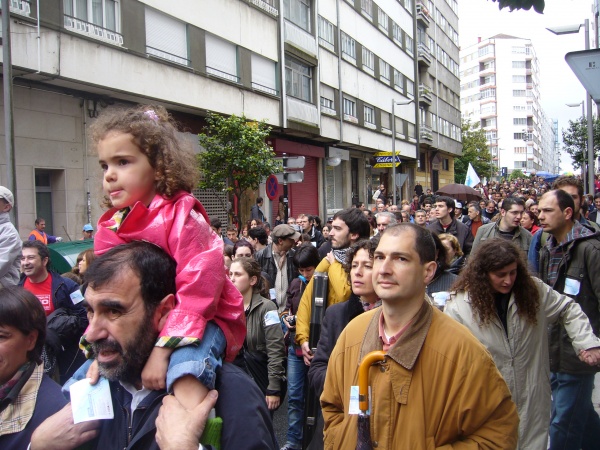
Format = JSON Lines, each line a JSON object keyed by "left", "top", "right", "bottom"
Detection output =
{"left": 94, "top": 191, "right": 245, "bottom": 362}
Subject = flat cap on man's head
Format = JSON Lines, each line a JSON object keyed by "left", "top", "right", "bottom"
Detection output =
{"left": 271, "top": 224, "right": 301, "bottom": 241}
{"left": 0, "top": 186, "right": 14, "bottom": 207}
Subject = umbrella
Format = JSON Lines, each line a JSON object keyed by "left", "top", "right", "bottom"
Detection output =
{"left": 356, "top": 351, "right": 386, "bottom": 450}
{"left": 535, "top": 171, "right": 559, "bottom": 183}
{"left": 435, "top": 184, "right": 483, "bottom": 203}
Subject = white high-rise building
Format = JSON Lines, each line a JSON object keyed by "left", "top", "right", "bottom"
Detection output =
{"left": 460, "top": 34, "right": 559, "bottom": 176}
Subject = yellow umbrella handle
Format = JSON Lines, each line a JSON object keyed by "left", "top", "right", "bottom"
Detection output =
{"left": 358, "top": 351, "right": 386, "bottom": 413}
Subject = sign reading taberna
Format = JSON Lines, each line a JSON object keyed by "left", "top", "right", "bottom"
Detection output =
{"left": 373, "top": 152, "right": 401, "bottom": 168}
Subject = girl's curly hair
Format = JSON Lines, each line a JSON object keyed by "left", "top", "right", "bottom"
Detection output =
{"left": 452, "top": 238, "right": 539, "bottom": 326}
{"left": 343, "top": 236, "right": 379, "bottom": 278}
{"left": 90, "top": 105, "right": 199, "bottom": 208}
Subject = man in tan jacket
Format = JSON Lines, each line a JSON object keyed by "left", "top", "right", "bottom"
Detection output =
{"left": 321, "top": 223, "right": 519, "bottom": 449}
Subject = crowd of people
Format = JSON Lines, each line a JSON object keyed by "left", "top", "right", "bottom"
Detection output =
{"left": 1, "top": 104, "right": 600, "bottom": 450}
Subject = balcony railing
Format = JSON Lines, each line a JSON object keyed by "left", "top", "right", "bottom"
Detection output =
{"left": 416, "top": 1, "right": 431, "bottom": 27}
{"left": 64, "top": 14, "right": 123, "bottom": 46}
{"left": 419, "top": 84, "right": 433, "bottom": 104}
{"left": 417, "top": 43, "right": 432, "bottom": 66}
{"left": 206, "top": 66, "right": 240, "bottom": 83}
{"left": 248, "top": 0, "right": 278, "bottom": 17}
{"left": 420, "top": 125, "right": 433, "bottom": 141}
{"left": 146, "top": 46, "right": 190, "bottom": 66}
{"left": 9, "top": 0, "right": 31, "bottom": 16}
{"left": 252, "top": 81, "right": 278, "bottom": 96}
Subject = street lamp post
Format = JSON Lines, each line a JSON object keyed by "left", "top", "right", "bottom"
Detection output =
{"left": 548, "top": 20, "right": 595, "bottom": 194}
{"left": 391, "top": 99, "right": 415, "bottom": 205}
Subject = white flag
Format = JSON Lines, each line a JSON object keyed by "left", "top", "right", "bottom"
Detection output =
{"left": 465, "top": 163, "right": 480, "bottom": 188}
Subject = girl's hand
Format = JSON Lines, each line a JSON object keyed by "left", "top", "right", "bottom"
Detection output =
{"left": 142, "top": 347, "right": 172, "bottom": 390}
{"left": 265, "top": 395, "right": 280, "bottom": 410}
{"left": 86, "top": 360, "right": 101, "bottom": 385}
{"left": 325, "top": 252, "right": 335, "bottom": 265}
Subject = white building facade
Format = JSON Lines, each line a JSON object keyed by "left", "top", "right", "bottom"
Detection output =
{"left": 460, "top": 34, "right": 559, "bottom": 177}
{"left": 0, "top": 0, "right": 428, "bottom": 238}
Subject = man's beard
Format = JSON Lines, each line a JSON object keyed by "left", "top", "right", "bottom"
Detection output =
{"left": 91, "top": 312, "right": 157, "bottom": 386}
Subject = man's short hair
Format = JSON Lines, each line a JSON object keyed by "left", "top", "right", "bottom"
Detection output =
{"left": 544, "top": 189, "right": 575, "bottom": 215}
{"left": 468, "top": 203, "right": 481, "bottom": 214}
{"left": 552, "top": 176, "right": 583, "bottom": 201}
{"left": 376, "top": 211, "right": 397, "bottom": 225}
{"left": 435, "top": 196, "right": 456, "bottom": 218}
{"left": 293, "top": 244, "right": 320, "bottom": 269}
{"left": 594, "top": 192, "right": 600, "bottom": 200}
{"left": 248, "top": 226, "right": 268, "bottom": 245}
{"left": 501, "top": 197, "right": 525, "bottom": 212}
{"left": 22, "top": 240, "right": 50, "bottom": 267}
{"left": 382, "top": 223, "right": 436, "bottom": 264}
{"left": 333, "top": 208, "right": 371, "bottom": 239}
{"left": 34, "top": 217, "right": 44, "bottom": 225}
{"left": 256, "top": 197, "right": 263, "bottom": 204}
{"left": 210, "top": 218, "right": 222, "bottom": 229}
{"left": 422, "top": 199, "right": 433, "bottom": 206}
{"left": 226, "top": 225, "right": 237, "bottom": 233}
{"left": 83, "top": 241, "right": 177, "bottom": 314}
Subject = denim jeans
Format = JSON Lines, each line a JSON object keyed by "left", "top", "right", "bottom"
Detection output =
{"left": 285, "top": 345, "right": 308, "bottom": 449}
{"left": 67, "top": 321, "right": 225, "bottom": 392}
{"left": 549, "top": 372, "right": 600, "bottom": 450}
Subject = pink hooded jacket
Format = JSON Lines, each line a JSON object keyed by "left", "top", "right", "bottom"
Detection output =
{"left": 94, "top": 191, "right": 245, "bottom": 362}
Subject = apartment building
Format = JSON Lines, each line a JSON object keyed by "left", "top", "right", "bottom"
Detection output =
{"left": 460, "top": 35, "right": 559, "bottom": 177}
{"left": 0, "top": 0, "right": 426, "bottom": 239}
{"left": 414, "top": 0, "right": 461, "bottom": 191}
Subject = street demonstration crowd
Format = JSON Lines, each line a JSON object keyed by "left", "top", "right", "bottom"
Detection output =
{"left": 1, "top": 104, "right": 600, "bottom": 450}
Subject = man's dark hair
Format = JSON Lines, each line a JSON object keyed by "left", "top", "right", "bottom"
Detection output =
{"left": 210, "top": 217, "right": 222, "bottom": 230}
{"left": 435, "top": 196, "right": 456, "bottom": 219}
{"left": 501, "top": 197, "right": 525, "bottom": 212}
{"left": 256, "top": 197, "right": 263, "bottom": 204}
{"left": 84, "top": 241, "right": 177, "bottom": 314}
{"left": 293, "top": 243, "right": 320, "bottom": 269}
{"left": 34, "top": 217, "right": 44, "bottom": 225}
{"left": 594, "top": 192, "right": 600, "bottom": 200}
{"left": 381, "top": 223, "right": 436, "bottom": 264}
{"left": 22, "top": 240, "right": 50, "bottom": 268}
{"left": 248, "top": 226, "right": 268, "bottom": 245}
{"left": 552, "top": 176, "right": 583, "bottom": 201}
{"left": 333, "top": 208, "right": 371, "bottom": 239}
{"left": 545, "top": 189, "right": 575, "bottom": 217}
{"left": 0, "top": 286, "right": 47, "bottom": 363}
{"left": 422, "top": 198, "right": 433, "bottom": 207}
{"left": 226, "top": 225, "right": 237, "bottom": 233}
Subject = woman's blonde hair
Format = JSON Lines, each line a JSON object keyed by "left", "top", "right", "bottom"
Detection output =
{"left": 438, "top": 233, "right": 464, "bottom": 258}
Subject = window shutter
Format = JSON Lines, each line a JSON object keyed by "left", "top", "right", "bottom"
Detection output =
{"left": 251, "top": 54, "right": 276, "bottom": 92}
{"left": 145, "top": 8, "right": 187, "bottom": 60}
{"left": 205, "top": 34, "right": 237, "bottom": 79}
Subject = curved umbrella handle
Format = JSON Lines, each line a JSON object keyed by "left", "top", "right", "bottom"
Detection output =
{"left": 358, "top": 351, "right": 386, "bottom": 413}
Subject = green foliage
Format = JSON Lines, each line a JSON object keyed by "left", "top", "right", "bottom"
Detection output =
{"left": 197, "top": 113, "right": 278, "bottom": 210}
{"left": 509, "top": 169, "right": 526, "bottom": 181}
{"left": 491, "top": 0, "right": 544, "bottom": 13}
{"left": 562, "top": 116, "right": 600, "bottom": 170}
{"left": 455, "top": 119, "right": 493, "bottom": 183}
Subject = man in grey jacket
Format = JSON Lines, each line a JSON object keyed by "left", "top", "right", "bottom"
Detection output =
{"left": 472, "top": 197, "right": 531, "bottom": 259}
{"left": 0, "top": 186, "right": 22, "bottom": 288}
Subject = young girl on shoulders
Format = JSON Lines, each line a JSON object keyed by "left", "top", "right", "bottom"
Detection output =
{"left": 78, "top": 105, "right": 245, "bottom": 411}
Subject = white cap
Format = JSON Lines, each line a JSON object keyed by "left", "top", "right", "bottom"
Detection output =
{"left": 0, "top": 186, "right": 14, "bottom": 207}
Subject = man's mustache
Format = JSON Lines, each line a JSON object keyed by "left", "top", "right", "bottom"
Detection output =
{"left": 91, "top": 339, "right": 123, "bottom": 356}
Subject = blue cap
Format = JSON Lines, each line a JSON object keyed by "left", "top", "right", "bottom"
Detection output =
{"left": 83, "top": 223, "right": 94, "bottom": 232}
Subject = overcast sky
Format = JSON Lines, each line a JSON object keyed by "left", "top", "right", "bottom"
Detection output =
{"left": 458, "top": 0, "right": 595, "bottom": 172}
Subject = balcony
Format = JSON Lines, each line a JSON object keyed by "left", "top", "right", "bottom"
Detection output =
{"left": 9, "top": 0, "right": 30, "bottom": 16}
{"left": 417, "top": 43, "right": 432, "bottom": 68}
{"left": 420, "top": 125, "right": 433, "bottom": 142}
{"left": 64, "top": 14, "right": 124, "bottom": 46}
{"left": 416, "top": 1, "right": 431, "bottom": 27}
{"left": 249, "top": 0, "right": 279, "bottom": 17}
{"left": 419, "top": 84, "right": 433, "bottom": 107}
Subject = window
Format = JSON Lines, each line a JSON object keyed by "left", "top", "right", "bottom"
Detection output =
{"left": 343, "top": 98, "right": 356, "bottom": 119}
{"left": 393, "top": 23, "right": 402, "bottom": 44}
{"left": 64, "top": 0, "right": 119, "bottom": 32}
{"left": 405, "top": 35, "right": 414, "bottom": 56}
{"left": 251, "top": 54, "right": 277, "bottom": 95}
{"left": 284, "top": 0, "right": 310, "bottom": 32}
{"left": 378, "top": 8, "right": 389, "bottom": 31}
{"left": 512, "top": 61, "right": 526, "bottom": 69}
{"left": 514, "top": 147, "right": 527, "bottom": 154}
{"left": 145, "top": 8, "right": 189, "bottom": 66}
{"left": 318, "top": 16, "right": 335, "bottom": 49}
{"left": 430, "top": 112, "right": 437, "bottom": 131}
{"left": 320, "top": 84, "right": 336, "bottom": 113}
{"left": 404, "top": 0, "right": 413, "bottom": 11}
{"left": 512, "top": 75, "right": 526, "bottom": 83}
{"left": 443, "top": 158, "right": 449, "bottom": 171}
{"left": 478, "top": 44, "right": 494, "bottom": 57}
{"left": 381, "top": 111, "right": 391, "bottom": 130}
{"left": 205, "top": 34, "right": 238, "bottom": 81}
{"left": 364, "top": 105, "right": 375, "bottom": 125}
{"left": 408, "top": 122, "right": 416, "bottom": 139}
{"left": 513, "top": 118, "right": 527, "bottom": 125}
{"left": 480, "top": 88, "right": 496, "bottom": 99}
{"left": 380, "top": 59, "right": 390, "bottom": 81}
{"left": 285, "top": 55, "right": 312, "bottom": 102}
{"left": 362, "top": 47, "right": 375, "bottom": 71}
{"left": 341, "top": 32, "right": 356, "bottom": 60}
{"left": 513, "top": 90, "right": 526, "bottom": 97}
{"left": 407, "top": 78, "right": 414, "bottom": 97}
{"left": 514, "top": 132, "right": 527, "bottom": 140}
{"left": 361, "top": 0, "right": 373, "bottom": 17}
{"left": 513, "top": 105, "right": 526, "bottom": 111}
{"left": 394, "top": 70, "right": 404, "bottom": 89}
{"left": 512, "top": 46, "right": 526, "bottom": 54}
